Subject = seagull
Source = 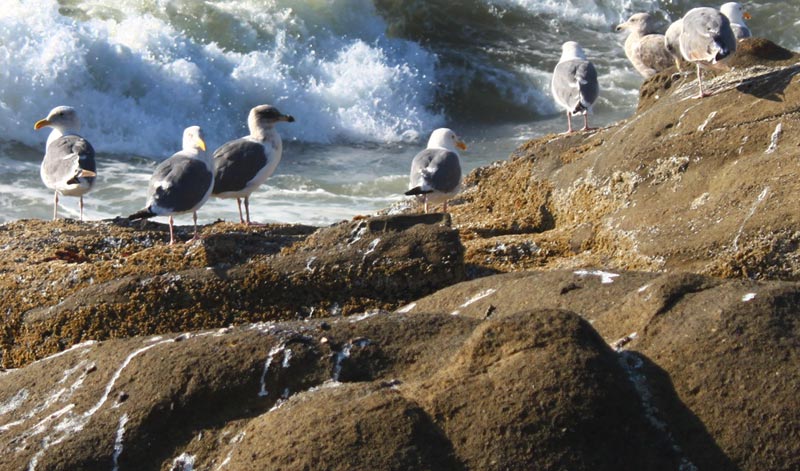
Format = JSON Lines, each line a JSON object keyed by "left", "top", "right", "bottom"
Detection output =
{"left": 405, "top": 128, "right": 467, "bottom": 213}
{"left": 34, "top": 106, "right": 97, "bottom": 221}
{"left": 720, "top": 2, "right": 752, "bottom": 40}
{"left": 616, "top": 13, "right": 674, "bottom": 78}
{"left": 664, "top": 19, "right": 685, "bottom": 72}
{"left": 212, "top": 105, "right": 295, "bottom": 225}
{"left": 129, "top": 126, "right": 213, "bottom": 245}
{"left": 679, "top": 7, "right": 737, "bottom": 98}
{"left": 551, "top": 41, "right": 599, "bottom": 133}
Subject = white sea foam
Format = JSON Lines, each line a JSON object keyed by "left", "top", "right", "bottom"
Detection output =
{"left": 0, "top": 0, "right": 442, "bottom": 156}
{"left": 489, "top": 0, "right": 620, "bottom": 27}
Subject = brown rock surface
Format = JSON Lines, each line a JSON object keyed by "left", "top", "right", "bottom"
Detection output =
{"left": 406, "top": 270, "right": 800, "bottom": 470}
{"left": 0, "top": 304, "right": 672, "bottom": 470}
{"left": 449, "top": 38, "right": 800, "bottom": 279}
{"left": 1, "top": 271, "right": 796, "bottom": 470}
{"left": 0, "top": 214, "right": 464, "bottom": 366}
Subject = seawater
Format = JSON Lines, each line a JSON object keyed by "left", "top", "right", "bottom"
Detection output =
{"left": 1, "top": 0, "right": 798, "bottom": 224}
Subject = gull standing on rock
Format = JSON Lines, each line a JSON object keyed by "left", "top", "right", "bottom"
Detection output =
{"left": 664, "top": 19, "right": 685, "bottom": 72}
{"left": 720, "top": 2, "right": 752, "bottom": 40}
{"left": 129, "top": 126, "right": 212, "bottom": 245}
{"left": 551, "top": 41, "right": 599, "bottom": 133}
{"left": 679, "top": 7, "right": 737, "bottom": 98}
{"left": 616, "top": 13, "right": 674, "bottom": 78}
{"left": 212, "top": 105, "right": 295, "bottom": 225}
{"left": 34, "top": 106, "right": 97, "bottom": 221}
{"left": 405, "top": 128, "right": 467, "bottom": 214}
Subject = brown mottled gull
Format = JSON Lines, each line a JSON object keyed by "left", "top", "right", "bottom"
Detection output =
{"left": 616, "top": 13, "right": 674, "bottom": 78}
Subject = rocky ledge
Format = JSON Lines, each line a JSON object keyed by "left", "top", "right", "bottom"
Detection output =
{"left": 0, "top": 38, "right": 798, "bottom": 470}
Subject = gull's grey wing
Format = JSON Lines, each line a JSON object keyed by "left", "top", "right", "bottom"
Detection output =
{"left": 212, "top": 138, "right": 269, "bottom": 194}
{"left": 731, "top": 23, "right": 751, "bottom": 40}
{"left": 149, "top": 154, "right": 212, "bottom": 213}
{"left": 553, "top": 59, "right": 598, "bottom": 113}
{"left": 42, "top": 135, "right": 96, "bottom": 187}
{"left": 409, "top": 148, "right": 461, "bottom": 193}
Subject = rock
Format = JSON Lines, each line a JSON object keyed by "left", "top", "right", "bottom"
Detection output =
{"left": 0, "top": 304, "right": 667, "bottom": 470}
{"left": 2, "top": 270, "right": 796, "bottom": 470}
{"left": 449, "top": 39, "right": 800, "bottom": 279}
{"left": 412, "top": 308, "right": 677, "bottom": 470}
{"left": 224, "top": 383, "right": 462, "bottom": 470}
{"left": 0, "top": 214, "right": 464, "bottom": 366}
{"left": 403, "top": 270, "right": 800, "bottom": 470}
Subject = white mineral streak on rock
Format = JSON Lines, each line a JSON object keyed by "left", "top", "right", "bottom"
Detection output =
{"left": 22, "top": 339, "right": 173, "bottom": 470}
{"left": 574, "top": 270, "right": 620, "bottom": 284}
{"left": 697, "top": 111, "right": 717, "bottom": 132}
{"left": 765, "top": 122, "right": 782, "bottom": 154}
{"left": 258, "top": 344, "right": 286, "bottom": 397}
{"left": 396, "top": 302, "right": 416, "bottom": 313}
{"left": 460, "top": 288, "right": 497, "bottom": 307}
{"left": 32, "top": 340, "right": 97, "bottom": 364}
{"left": 111, "top": 413, "right": 129, "bottom": 471}
{"left": 732, "top": 186, "right": 769, "bottom": 250}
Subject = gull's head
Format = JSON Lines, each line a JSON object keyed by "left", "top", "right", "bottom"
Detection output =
{"left": 616, "top": 12, "right": 656, "bottom": 35}
{"left": 182, "top": 125, "right": 207, "bottom": 154}
{"left": 721, "top": 2, "right": 750, "bottom": 24}
{"left": 248, "top": 104, "right": 295, "bottom": 132}
{"left": 427, "top": 128, "right": 467, "bottom": 153}
{"left": 560, "top": 41, "right": 587, "bottom": 61}
{"left": 34, "top": 106, "right": 80, "bottom": 133}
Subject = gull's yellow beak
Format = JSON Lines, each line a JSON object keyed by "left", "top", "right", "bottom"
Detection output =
{"left": 79, "top": 169, "right": 97, "bottom": 178}
{"left": 743, "top": 12, "right": 751, "bottom": 20}
{"left": 197, "top": 137, "right": 207, "bottom": 152}
{"left": 456, "top": 140, "right": 467, "bottom": 151}
{"left": 34, "top": 119, "right": 50, "bottom": 130}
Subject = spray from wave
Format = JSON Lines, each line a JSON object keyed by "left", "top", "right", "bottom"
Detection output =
{"left": 4, "top": 0, "right": 799, "bottom": 158}
{"left": 1, "top": 0, "right": 443, "bottom": 155}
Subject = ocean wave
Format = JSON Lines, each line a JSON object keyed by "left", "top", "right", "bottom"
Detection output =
{"left": 0, "top": 0, "right": 442, "bottom": 155}
{"left": 2, "top": 0, "right": 798, "bottom": 159}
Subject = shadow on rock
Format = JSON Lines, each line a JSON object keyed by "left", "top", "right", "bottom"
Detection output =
{"left": 620, "top": 351, "right": 742, "bottom": 471}
{"left": 735, "top": 65, "right": 800, "bottom": 102}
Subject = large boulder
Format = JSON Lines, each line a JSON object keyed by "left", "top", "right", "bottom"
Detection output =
{"left": 405, "top": 270, "right": 800, "bottom": 470}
